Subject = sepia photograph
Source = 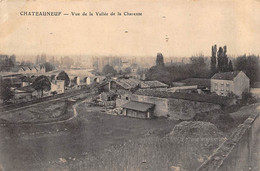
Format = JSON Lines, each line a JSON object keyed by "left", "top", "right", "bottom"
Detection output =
{"left": 0, "top": 0, "right": 260, "bottom": 170}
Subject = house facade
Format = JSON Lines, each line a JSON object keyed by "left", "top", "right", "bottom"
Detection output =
{"left": 51, "top": 80, "right": 65, "bottom": 94}
{"left": 211, "top": 71, "right": 250, "bottom": 98}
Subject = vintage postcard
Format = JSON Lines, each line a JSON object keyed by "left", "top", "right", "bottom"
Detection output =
{"left": 0, "top": 0, "right": 259, "bottom": 170}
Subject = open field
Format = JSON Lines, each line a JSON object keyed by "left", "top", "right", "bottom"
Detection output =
{"left": 0, "top": 101, "right": 67, "bottom": 123}
{"left": 0, "top": 97, "right": 258, "bottom": 171}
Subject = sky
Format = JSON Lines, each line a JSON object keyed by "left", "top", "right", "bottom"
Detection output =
{"left": 0, "top": 0, "right": 260, "bottom": 58}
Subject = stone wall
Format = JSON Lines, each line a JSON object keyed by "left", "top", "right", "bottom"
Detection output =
{"left": 196, "top": 109, "right": 260, "bottom": 171}
{"left": 131, "top": 94, "right": 221, "bottom": 120}
{"left": 168, "top": 99, "right": 221, "bottom": 120}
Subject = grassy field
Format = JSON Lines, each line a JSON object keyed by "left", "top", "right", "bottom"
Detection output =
{"left": 44, "top": 102, "right": 225, "bottom": 171}
{"left": 0, "top": 100, "right": 67, "bottom": 123}
{"left": 1, "top": 98, "right": 257, "bottom": 171}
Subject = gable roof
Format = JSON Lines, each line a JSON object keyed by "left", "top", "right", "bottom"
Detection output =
{"left": 143, "top": 81, "right": 168, "bottom": 88}
{"left": 121, "top": 101, "right": 155, "bottom": 112}
{"left": 113, "top": 78, "right": 141, "bottom": 90}
{"left": 112, "top": 78, "right": 168, "bottom": 90}
{"left": 134, "top": 89, "right": 233, "bottom": 106}
{"left": 211, "top": 71, "right": 240, "bottom": 80}
{"left": 176, "top": 78, "right": 210, "bottom": 88}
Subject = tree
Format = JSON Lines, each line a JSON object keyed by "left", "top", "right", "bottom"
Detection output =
{"left": 246, "top": 55, "right": 260, "bottom": 85}
{"left": 228, "top": 60, "right": 233, "bottom": 71}
{"left": 43, "top": 62, "right": 55, "bottom": 72}
{"left": 217, "top": 46, "right": 229, "bottom": 72}
{"left": 0, "top": 78, "right": 14, "bottom": 102}
{"left": 235, "top": 55, "right": 260, "bottom": 85}
{"left": 32, "top": 75, "right": 51, "bottom": 97}
{"left": 146, "top": 65, "right": 172, "bottom": 84}
{"left": 156, "top": 53, "right": 164, "bottom": 66}
{"left": 124, "top": 67, "right": 132, "bottom": 74}
{"left": 102, "top": 65, "right": 117, "bottom": 76}
{"left": 222, "top": 46, "right": 229, "bottom": 71}
{"left": 235, "top": 55, "right": 247, "bottom": 71}
{"left": 189, "top": 56, "right": 210, "bottom": 78}
{"left": 211, "top": 45, "right": 217, "bottom": 75}
{"left": 56, "top": 71, "right": 70, "bottom": 87}
{"left": 217, "top": 47, "right": 224, "bottom": 71}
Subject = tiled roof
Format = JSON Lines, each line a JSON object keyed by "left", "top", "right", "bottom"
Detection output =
{"left": 211, "top": 71, "right": 240, "bottom": 80}
{"left": 134, "top": 89, "right": 232, "bottom": 106}
{"left": 121, "top": 101, "right": 155, "bottom": 112}
{"left": 113, "top": 78, "right": 168, "bottom": 90}
{"left": 143, "top": 81, "right": 168, "bottom": 88}
{"left": 114, "top": 78, "right": 141, "bottom": 90}
{"left": 176, "top": 78, "right": 210, "bottom": 88}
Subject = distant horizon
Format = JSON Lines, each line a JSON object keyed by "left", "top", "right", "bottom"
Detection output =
{"left": 4, "top": 52, "right": 260, "bottom": 62}
{"left": 1, "top": 0, "right": 260, "bottom": 58}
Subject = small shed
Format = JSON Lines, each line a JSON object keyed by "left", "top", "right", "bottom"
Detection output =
{"left": 121, "top": 101, "right": 155, "bottom": 119}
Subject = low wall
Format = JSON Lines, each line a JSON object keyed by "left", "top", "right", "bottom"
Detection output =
{"left": 168, "top": 99, "right": 221, "bottom": 120}
{"left": 131, "top": 94, "right": 221, "bottom": 120}
{"left": 196, "top": 108, "right": 260, "bottom": 171}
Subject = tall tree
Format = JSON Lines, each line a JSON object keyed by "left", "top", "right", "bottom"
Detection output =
{"left": 235, "top": 55, "right": 260, "bottom": 85}
{"left": 56, "top": 71, "right": 70, "bottom": 87}
{"left": 211, "top": 44, "right": 217, "bottom": 75}
{"left": 217, "top": 47, "right": 224, "bottom": 71}
{"left": 0, "top": 78, "right": 14, "bottom": 102}
{"left": 223, "top": 46, "right": 229, "bottom": 71}
{"left": 235, "top": 55, "right": 247, "bottom": 71}
{"left": 32, "top": 75, "right": 51, "bottom": 97}
{"left": 156, "top": 53, "right": 165, "bottom": 66}
{"left": 217, "top": 46, "right": 230, "bottom": 72}
{"left": 228, "top": 60, "right": 233, "bottom": 71}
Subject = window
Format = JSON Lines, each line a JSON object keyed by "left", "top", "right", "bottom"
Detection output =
{"left": 221, "top": 84, "right": 224, "bottom": 91}
{"left": 226, "top": 83, "right": 230, "bottom": 92}
{"left": 214, "top": 83, "right": 218, "bottom": 90}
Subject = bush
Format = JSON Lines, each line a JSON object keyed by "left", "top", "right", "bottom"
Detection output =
{"left": 241, "top": 92, "right": 257, "bottom": 104}
{"left": 227, "top": 92, "right": 239, "bottom": 99}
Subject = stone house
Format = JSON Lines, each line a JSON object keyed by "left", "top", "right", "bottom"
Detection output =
{"left": 121, "top": 101, "right": 155, "bottom": 119}
{"left": 51, "top": 80, "right": 65, "bottom": 94}
{"left": 115, "top": 89, "right": 132, "bottom": 107}
{"left": 211, "top": 71, "right": 250, "bottom": 98}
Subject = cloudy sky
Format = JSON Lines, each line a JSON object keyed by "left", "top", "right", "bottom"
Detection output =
{"left": 0, "top": 0, "right": 260, "bottom": 58}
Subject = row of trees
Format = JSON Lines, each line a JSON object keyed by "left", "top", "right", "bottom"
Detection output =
{"left": 211, "top": 45, "right": 233, "bottom": 75}
{"left": 147, "top": 51, "right": 260, "bottom": 85}
{"left": 102, "top": 64, "right": 142, "bottom": 76}
{"left": 147, "top": 53, "right": 210, "bottom": 84}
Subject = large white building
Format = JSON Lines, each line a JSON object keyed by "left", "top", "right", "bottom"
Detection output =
{"left": 211, "top": 71, "right": 250, "bottom": 98}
